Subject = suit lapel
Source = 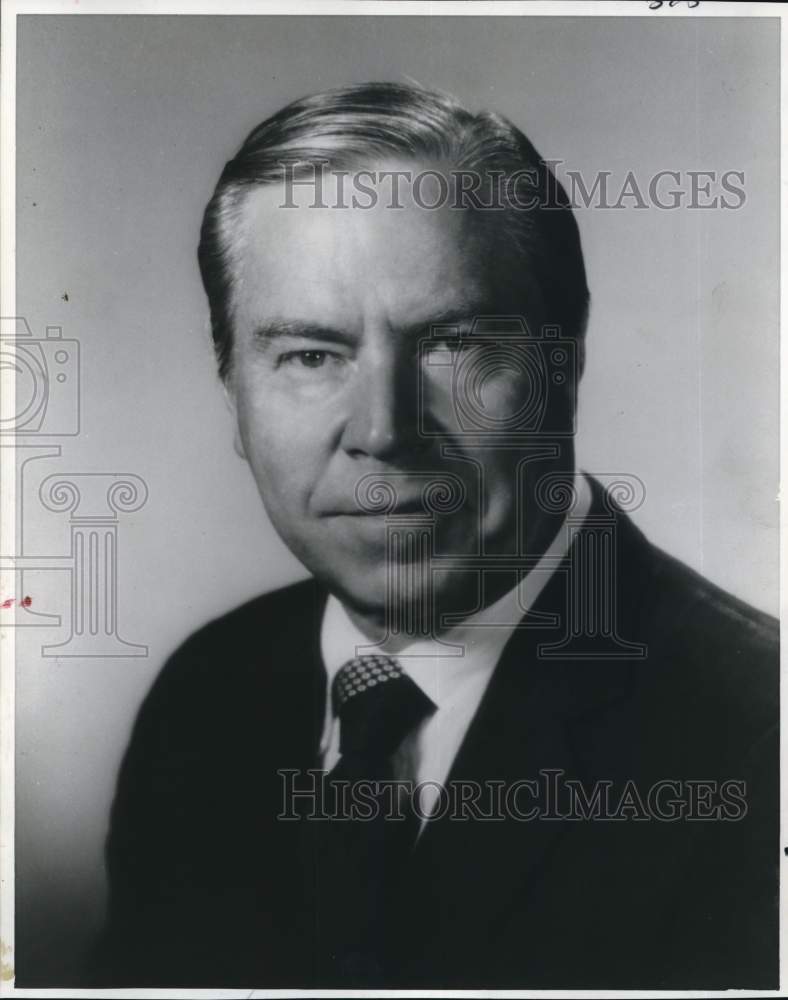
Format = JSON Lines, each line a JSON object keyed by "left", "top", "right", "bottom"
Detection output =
{"left": 400, "top": 608, "right": 574, "bottom": 959}
{"left": 260, "top": 577, "right": 328, "bottom": 770}
{"left": 398, "top": 496, "right": 646, "bottom": 972}
{"left": 253, "top": 579, "right": 328, "bottom": 977}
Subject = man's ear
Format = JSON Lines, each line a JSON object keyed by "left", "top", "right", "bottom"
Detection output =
{"left": 222, "top": 379, "right": 247, "bottom": 460}
{"left": 232, "top": 426, "right": 247, "bottom": 461}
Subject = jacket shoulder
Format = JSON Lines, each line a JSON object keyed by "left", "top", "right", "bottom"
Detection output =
{"left": 643, "top": 538, "right": 778, "bottom": 657}
{"left": 626, "top": 530, "right": 778, "bottom": 749}
{"left": 135, "top": 576, "right": 325, "bottom": 720}
{"left": 167, "top": 576, "right": 323, "bottom": 663}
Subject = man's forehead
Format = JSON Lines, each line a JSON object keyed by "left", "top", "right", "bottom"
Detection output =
{"left": 236, "top": 171, "right": 480, "bottom": 249}
{"left": 232, "top": 176, "right": 500, "bottom": 326}
{"left": 228, "top": 163, "right": 545, "bottom": 337}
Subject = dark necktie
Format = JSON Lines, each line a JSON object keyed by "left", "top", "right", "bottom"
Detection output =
{"left": 315, "top": 654, "right": 436, "bottom": 984}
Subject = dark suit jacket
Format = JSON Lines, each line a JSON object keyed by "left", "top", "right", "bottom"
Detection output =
{"left": 91, "top": 484, "right": 778, "bottom": 989}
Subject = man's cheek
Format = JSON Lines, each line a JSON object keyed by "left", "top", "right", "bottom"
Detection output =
{"left": 422, "top": 374, "right": 460, "bottom": 432}
{"left": 260, "top": 450, "right": 318, "bottom": 511}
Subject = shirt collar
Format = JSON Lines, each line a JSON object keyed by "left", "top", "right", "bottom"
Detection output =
{"left": 320, "top": 471, "right": 591, "bottom": 712}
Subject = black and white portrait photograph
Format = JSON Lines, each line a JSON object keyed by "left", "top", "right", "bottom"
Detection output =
{"left": 0, "top": 1, "right": 782, "bottom": 994}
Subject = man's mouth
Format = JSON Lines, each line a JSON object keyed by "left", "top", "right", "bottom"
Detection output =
{"left": 328, "top": 498, "right": 426, "bottom": 517}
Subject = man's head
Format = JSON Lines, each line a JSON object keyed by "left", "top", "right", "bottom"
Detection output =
{"left": 198, "top": 82, "right": 589, "bottom": 633}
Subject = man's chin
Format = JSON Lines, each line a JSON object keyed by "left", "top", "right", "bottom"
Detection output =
{"left": 301, "top": 525, "right": 495, "bottom": 633}
{"left": 317, "top": 566, "right": 482, "bottom": 644}
{"left": 312, "top": 564, "right": 435, "bottom": 638}
{"left": 324, "top": 575, "right": 393, "bottom": 625}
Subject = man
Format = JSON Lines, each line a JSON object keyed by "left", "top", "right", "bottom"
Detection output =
{"left": 93, "top": 83, "right": 778, "bottom": 989}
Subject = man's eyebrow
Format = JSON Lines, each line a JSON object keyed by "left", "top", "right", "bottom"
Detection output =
{"left": 404, "top": 303, "right": 501, "bottom": 336}
{"left": 251, "top": 320, "right": 355, "bottom": 346}
{"left": 252, "top": 304, "right": 506, "bottom": 345}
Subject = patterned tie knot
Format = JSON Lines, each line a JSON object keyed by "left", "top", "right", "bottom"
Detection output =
{"left": 332, "top": 654, "right": 435, "bottom": 758}
{"left": 332, "top": 654, "right": 405, "bottom": 709}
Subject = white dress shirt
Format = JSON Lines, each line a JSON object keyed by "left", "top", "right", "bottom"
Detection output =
{"left": 319, "top": 472, "right": 592, "bottom": 821}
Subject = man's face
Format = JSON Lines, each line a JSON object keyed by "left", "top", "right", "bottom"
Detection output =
{"left": 226, "top": 165, "right": 568, "bottom": 628}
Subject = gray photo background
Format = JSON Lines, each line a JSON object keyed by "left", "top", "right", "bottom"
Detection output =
{"left": 13, "top": 14, "right": 779, "bottom": 983}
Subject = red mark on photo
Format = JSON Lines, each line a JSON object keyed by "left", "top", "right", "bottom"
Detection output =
{"left": 1, "top": 596, "right": 33, "bottom": 608}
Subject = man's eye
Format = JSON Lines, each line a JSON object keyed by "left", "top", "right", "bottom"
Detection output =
{"left": 423, "top": 338, "right": 474, "bottom": 358}
{"left": 280, "top": 350, "right": 329, "bottom": 369}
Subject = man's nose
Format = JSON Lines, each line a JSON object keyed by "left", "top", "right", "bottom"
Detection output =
{"left": 340, "top": 348, "right": 420, "bottom": 461}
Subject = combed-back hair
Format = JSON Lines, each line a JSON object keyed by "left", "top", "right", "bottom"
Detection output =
{"left": 198, "top": 81, "right": 589, "bottom": 379}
